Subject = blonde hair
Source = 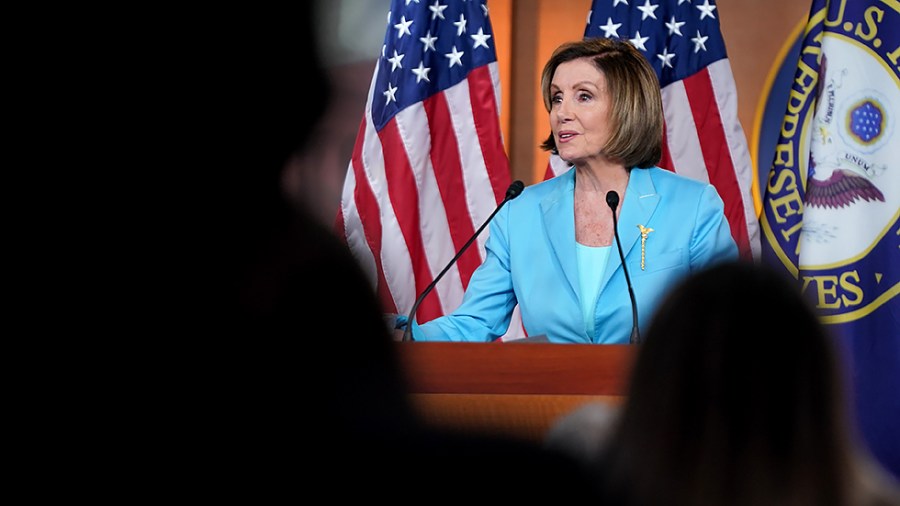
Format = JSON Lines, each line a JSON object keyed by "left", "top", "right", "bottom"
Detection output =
{"left": 540, "top": 37, "right": 663, "bottom": 169}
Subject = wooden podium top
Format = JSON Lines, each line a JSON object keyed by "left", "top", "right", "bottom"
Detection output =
{"left": 395, "top": 342, "right": 636, "bottom": 396}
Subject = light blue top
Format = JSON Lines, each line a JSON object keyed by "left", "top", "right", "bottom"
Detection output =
{"left": 408, "top": 166, "right": 739, "bottom": 344}
{"left": 576, "top": 243, "right": 610, "bottom": 340}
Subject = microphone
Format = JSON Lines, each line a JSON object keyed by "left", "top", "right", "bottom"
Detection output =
{"left": 401, "top": 180, "right": 525, "bottom": 342}
{"left": 606, "top": 190, "right": 640, "bottom": 345}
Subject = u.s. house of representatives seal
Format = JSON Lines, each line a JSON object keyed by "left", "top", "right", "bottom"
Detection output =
{"left": 762, "top": 0, "right": 899, "bottom": 325}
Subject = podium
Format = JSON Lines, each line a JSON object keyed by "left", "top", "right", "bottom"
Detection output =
{"left": 395, "top": 342, "right": 636, "bottom": 442}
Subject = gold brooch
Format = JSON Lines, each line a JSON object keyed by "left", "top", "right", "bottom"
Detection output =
{"left": 637, "top": 224, "right": 654, "bottom": 270}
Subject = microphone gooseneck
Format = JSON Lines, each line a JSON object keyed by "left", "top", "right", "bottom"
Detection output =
{"left": 401, "top": 180, "right": 526, "bottom": 342}
{"left": 606, "top": 190, "right": 640, "bottom": 345}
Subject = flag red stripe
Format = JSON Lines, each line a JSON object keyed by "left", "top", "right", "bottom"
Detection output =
{"left": 659, "top": 118, "right": 676, "bottom": 172}
{"left": 424, "top": 93, "right": 483, "bottom": 290}
{"left": 349, "top": 118, "right": 397, "bottom": 313}
{"left": 379, "top": 120, "right": 444, "bottom": 319}
{"left": 682, "top": 69, "right": 752, "bottom": 260}
{"left": 468, "top": 65, "right": 511, "bottom": 204}
{"left": 659, "top": 122, "right": 675, "bottom": 172}
{"left": 333, "top": 196, "right": 347, "bottom": 245}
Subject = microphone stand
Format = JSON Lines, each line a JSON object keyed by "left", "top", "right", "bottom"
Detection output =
{"left": 606, "top": 191, "right": 640, "bottom": 344}
{"left": 401, "top": 181, "right": 525, "bottom": 342}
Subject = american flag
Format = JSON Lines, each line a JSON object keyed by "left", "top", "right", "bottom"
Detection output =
{"left": 547, "top": 0, "right": 759, "bottom": 260}
{"left": 335, "top": 0, "right": 526, "bottom": 337}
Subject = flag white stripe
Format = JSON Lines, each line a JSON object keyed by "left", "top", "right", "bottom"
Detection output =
{"left": 549, "top": 153, "right": 570, "bottom": 177}
{"left": 488, "top": 61, "right": 504, "bottom": 136}
{"left": 363, "top": 105, "right": 416, "bottom": 314}
{"left": 340, "top": 167, "right": 381, "bottom": 289}
{"left": 416, "top": 156, "right": 465, "bottom": 315}
{"left": 395, "top": 100, "right": 466, "bottom": 314}
{"left": 445, "top": 80, "right": 497, "bottom": 257}
{"left": 707, "top": 59, "right": 761, "bottom": 258}
{"left": 340, "top": 59, "right": 383, "bottom": 290}
{"left": 662, "top": 81, "right": 709, "bottom": 183}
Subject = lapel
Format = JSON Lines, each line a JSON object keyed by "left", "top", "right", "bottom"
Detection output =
{"left": 601, "top": 168, "right": 659, "bottom": 290}
{"left": 541, "top": 169, "right": 579, "bottom": 298}
{"left": 540, "top": 168, "right": 661, "bottom": 299}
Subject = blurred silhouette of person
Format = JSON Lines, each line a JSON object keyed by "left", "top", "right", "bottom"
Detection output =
{"left": 545, "top": 261, "right": 900, "bottom": 506}
{"left": 133, "top": 3, "right": 605, "bottom": 501}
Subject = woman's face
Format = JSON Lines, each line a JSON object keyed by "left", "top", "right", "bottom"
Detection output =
{"left": 549, "top": 57, "right": 613, "bottom": 165}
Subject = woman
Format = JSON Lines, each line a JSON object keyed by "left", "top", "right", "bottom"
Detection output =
{"left": 404, "top": 37, "right": 737, "bottom": 343}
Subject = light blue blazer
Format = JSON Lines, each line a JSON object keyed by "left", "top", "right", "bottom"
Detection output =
{"left": 409, "top": 166, "right": 738, "bottom": 344}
